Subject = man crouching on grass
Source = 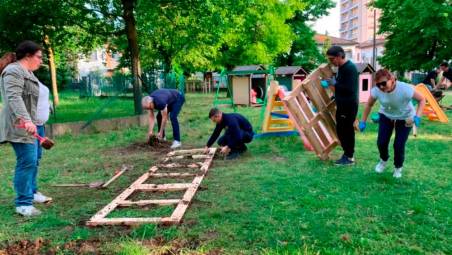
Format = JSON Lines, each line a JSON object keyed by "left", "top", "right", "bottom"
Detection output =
{"left": 204, "top": 108, "right": 254, "bottom": 160}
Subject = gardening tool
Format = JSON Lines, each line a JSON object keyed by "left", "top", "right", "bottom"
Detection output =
{"left": 16, "top": 119, "right": 55, "bottom": 149}
{"left": 51, "top": 181, "right": 105, "bottom": 189}
{"left": 51, "top": 165, "right": 132, "bottom": 189}
{"left": 100, "top": 165, "right": 132, "bottom": 188}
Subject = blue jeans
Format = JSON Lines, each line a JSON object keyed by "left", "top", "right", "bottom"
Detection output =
{"left": 11, "top": 141, "right": 38, "bottom": 206}
{"left": 33, "top": 125, "right": 45, "bottom": 193}
{"left": 377, "top": 113, "right": 411, "bottom": 168}
{"left": 157, "top": 93, "right": 185, "bottom": 141}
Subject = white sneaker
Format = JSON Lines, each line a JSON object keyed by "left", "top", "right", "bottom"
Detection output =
{"left": 170, "top": 141, "right": 181, "bottom": 149}
{"left": 393, "top": 167, "right": 403, "bottom": 178}
{"left": 375, "top": 159, "right": 388, "bottom": 173}
{"left": 33, "top": 192, "right": 52, "bottom": 203}
{"left": 16, "top": 206, "right": 41, "bottom": 217}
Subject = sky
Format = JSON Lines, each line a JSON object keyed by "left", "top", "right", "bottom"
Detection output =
{"left": 312, "top": 1, "right": 340, "bottom": 37}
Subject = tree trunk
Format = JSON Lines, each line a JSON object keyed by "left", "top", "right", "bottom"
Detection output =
{"left": 121, "top": 0, "right": 142, "bottom": 114}
{"left": 43, "top": 35, "right": 59, "bottom": 106}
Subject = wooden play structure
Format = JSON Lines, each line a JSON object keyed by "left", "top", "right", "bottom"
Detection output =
{"left": 274, "top": 66, "right": 307, "bottom": 91}
{"left": 415, "top": 84, "right": 448, "bottom": 123}
{"left": 86, "top": 148, "right": 216, "bottom": 226}
{"left": 282, "top": 64, "right": 340, "bottom": 160}
{"left": 258, "top": 81, "right": 297, "bottom": 137}
{"left": 228, "top": 65, "right": 269, "bottom": 106}
{"left": 355, "top": 63, "right": 376, "bottom": 103}
{"left": 213, "top": 70, "right": 236, "bottom": 111}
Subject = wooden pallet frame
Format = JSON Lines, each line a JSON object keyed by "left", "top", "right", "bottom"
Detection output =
{"left": 283, "top": 64, "right": 339, "bottom": 160}
{"left": 86, "top": 148, "right": 217, "bottom": 226}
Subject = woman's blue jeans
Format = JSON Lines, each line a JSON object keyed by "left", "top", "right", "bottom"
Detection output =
{"left": 10, "top": 125, "right": 44, "bottom": 206}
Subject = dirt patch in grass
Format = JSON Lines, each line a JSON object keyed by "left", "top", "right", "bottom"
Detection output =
{"left": 110, "top": 141, "right": 171, "bottom": 155}
{"left": 0, "top": 239, "right": 102, "bottom": 255}
{"left": 143, "top": 237, "right": 223, "bottom": 255}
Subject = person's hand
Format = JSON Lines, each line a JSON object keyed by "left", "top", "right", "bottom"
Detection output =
{"left": 157, "top": 132, "right": 164, "bottom": 140}
{"left": 220, "top": 146, "right": 230, "bottom": 155}
{"left": 414, "top": 115, "right": 421, "bottom": 127}
{"left": 359, "top": 121, "right": 366, "bottom": 132}
{"left": 24, "top": 121, "right": 37, "bottom": 135}
{"left": 203, "top": 146, "right": 210, "bottom": 154}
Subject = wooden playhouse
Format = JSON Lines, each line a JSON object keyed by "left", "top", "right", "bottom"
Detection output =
{"left": 229, "top": 65, "right": 268, "bottom": 106}
{"left": 274, "top": 66, "right": 308, "bottom": 91}
{"left": 355, "top": 63, "right": 375, "bottom": 103}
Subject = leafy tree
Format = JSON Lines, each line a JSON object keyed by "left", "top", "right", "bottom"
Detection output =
{"left": 216, "top": 0, "right": 297, "bottom": 68}
{"left": 0, "top": 0, "right": 103, "bottom": 105}
{"left": 137, "top": 0, "right": 222, "bottom": 74}
{"left": 276, "top": 0, "right": 334, "bottom": 71}
{"left": 373, "top": 0, "right": 452, "bottom": 72}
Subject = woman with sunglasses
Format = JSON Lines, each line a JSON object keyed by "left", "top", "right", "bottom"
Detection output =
{"left": 359, "top": 69, "right": 425, "bottom": 178}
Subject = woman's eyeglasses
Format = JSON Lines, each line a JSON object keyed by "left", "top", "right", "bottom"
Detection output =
{"left": 376, "top": 81, "right": 387, "bottom": 89}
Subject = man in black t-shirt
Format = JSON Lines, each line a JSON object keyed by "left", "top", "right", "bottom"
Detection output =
{"left": 422, "top": 68, "right": 440, "bottom": 90}
{"left": 326, "top": 46, "right": 359, "bottom": 166}
{"left": 438, "top": 62, "right": 452, "bottom": 89}
{"left": 142, "top": 89, "right": 185, "bottom": 149}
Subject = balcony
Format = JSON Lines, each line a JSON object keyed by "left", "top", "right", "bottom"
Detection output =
{"left": 341, "top": 3, "right": 359, "bottom": 14}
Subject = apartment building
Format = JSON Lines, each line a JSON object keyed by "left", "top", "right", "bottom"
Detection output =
{"left": 339, "top": 0, "right": 385, "bottom": 69}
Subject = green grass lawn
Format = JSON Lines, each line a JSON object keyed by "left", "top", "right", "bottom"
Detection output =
{"left": 0, "top": 92, "right": 451, "bottom": 254}
{"left": 46, "top": 90, "right": 136, "bottom": 124}
{"left": 1, "top": 89, "right": 136, "bottom": 124}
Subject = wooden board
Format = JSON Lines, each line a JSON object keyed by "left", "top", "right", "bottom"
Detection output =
{"left": 86, "top": 148, "right": 217, "bottom": 226}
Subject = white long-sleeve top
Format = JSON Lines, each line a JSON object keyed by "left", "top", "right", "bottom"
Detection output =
{"left": 36, "top": 82, "right": 50, "bottom": 125}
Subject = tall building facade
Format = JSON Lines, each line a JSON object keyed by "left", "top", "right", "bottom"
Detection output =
{"left": 339, "top": 0, "right": 385, "bottom": 69}
{"left": 340, "top": 0, "right": 383, "bottom": 43}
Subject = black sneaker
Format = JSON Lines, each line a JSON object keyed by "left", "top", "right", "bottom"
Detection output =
{"left": 237, "top": 145, "right": 248, "bottom": 153}
{"left": 226, "top": 151, "right": 241, "bottom": 160}
{"left": 334, "top": 155, "right": 355, "bottom": 166}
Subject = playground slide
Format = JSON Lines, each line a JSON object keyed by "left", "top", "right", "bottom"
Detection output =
{"left": 415, "top": 84, "right": 448, "bottom": 123}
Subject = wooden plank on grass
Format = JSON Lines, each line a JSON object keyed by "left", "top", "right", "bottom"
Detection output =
{"left": 87, "top": 148, "right": 216, "bottom": 226}
{"left": 170, "top": 148, "right": 217, "bottom": 223}
{"left": 149, "top": 173, "right": 198, "bottom": 178}
{"left": 87, "top": 166, "right": 159, "bottom": 225}
{"left": 167, "top": 148, "right": 206, "bottom": 156}
{"left": 87, "top": 217, "right": 174, "bottom": 226}
{"left": 138, "top": 183, "right": 193, "bottom": 191}
{"left": 118, "top": 199, "right": 181, "bottom": 207}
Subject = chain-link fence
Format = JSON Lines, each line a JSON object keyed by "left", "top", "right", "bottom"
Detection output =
{"left": 76, "top": 70, "right": 185, "bottom": 98}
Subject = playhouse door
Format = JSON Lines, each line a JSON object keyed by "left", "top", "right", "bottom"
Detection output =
{"left": 232, "top": 76, "right": 250, "bottom": 105}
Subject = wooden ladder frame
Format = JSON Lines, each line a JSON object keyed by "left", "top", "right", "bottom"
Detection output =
{"left": 262, "top": 81, "right": 295, "bottom": 133}
{"left": 283, "top": 64, "right": 339, "bottom": 160}
{"left": 86, "top": 148, "right": 217, "bottom": 226}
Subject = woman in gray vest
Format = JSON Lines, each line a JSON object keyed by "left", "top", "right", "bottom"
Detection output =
{"left": 0, "top": 41, "right": 48, "bottom": 216}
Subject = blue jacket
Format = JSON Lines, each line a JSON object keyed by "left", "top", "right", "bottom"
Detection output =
{"left": 206, "top": 113, "right": 253, "bottom": 148}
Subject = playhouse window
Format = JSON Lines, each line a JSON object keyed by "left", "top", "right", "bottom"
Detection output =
{"left": 362, "top": 78, "right": 369, "bottom": 91}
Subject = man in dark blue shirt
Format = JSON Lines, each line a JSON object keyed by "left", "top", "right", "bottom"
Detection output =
{"left": 141, "top": 88, "right": 185, "bottom": 149}
{"left": 326, "top": 46, "right": 359, "bottom": 166}
{"left": 204, "top": 108, "right": 254, "bottom": 160}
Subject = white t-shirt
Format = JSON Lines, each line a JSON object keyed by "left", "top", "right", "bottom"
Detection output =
{"left": 370, "top": 81, "right": 415, "bottom": 120}
{"left": 37, "top": 82, "right": 50, "bottom": 125}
